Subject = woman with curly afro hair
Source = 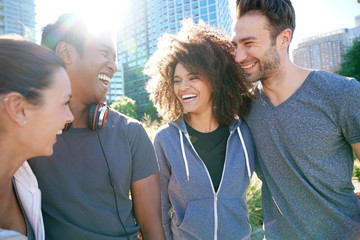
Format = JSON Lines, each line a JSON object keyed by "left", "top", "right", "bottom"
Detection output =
{"left": 144, "top": 20, "right": 256, "bottom": 240}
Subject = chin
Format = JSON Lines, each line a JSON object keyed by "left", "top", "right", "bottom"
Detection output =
{"left": 40, "top": 146, "right": 54, "bottom": 157}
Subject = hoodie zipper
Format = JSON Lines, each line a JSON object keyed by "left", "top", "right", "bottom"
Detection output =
{"left": 183, "top": 130, "right": 235, "bottom": 240}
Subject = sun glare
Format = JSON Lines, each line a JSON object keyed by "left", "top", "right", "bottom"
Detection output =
{"left": 74, "top": 0, "right": 127, "bottom": 35}
{"left": 36, "top": 0, "right": 128, "bottom": 43}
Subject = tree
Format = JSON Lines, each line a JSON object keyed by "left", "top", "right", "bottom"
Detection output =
{"left": 337, "top": 38, "right": 360, "bottom": 81}
{"left": 110, "top": 96, "right": 139, "bottom": 119}
{"left": 144, "top": 101, "right": 162, "bottom": 122}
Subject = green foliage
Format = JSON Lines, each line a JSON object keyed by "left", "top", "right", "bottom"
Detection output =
{"left": 110, "top": 96, "right": 139, "bottom": 119}
{"left": 144, "top": 101, "right": 162, "bottom": 122}
{"left": 337, "top": 38, "right": 360, "bottom": 81}
{"left": 354, "top": 165, "right": 360, "bottom": 182}
{"left": 246, "top": 173, "right": 264, "bottom": 235}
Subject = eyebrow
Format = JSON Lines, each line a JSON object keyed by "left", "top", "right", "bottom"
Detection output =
{"left": 99, "top": 44, "right": 115, "bottom": 52}
{"left": 234, "top": 36, "right": 257, "bottom": 43}
{"left": 174, "top": 71, "right": 199, "bottom": 78}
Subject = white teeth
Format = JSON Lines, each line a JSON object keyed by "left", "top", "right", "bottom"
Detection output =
{"left": 98, "top": 74, "right": 111, "bottom": 85}
{"left": 242, "top": 63, "right": 255, "bottom": 69}
{"left": 182, "top": 94, "right": 197, "bottom": 99}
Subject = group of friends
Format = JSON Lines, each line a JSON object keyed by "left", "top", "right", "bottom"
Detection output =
{"left": 0, "top": 0, "right": 359, "bottom": 239}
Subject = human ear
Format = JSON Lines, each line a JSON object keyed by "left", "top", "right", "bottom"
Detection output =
{"left": 56, "top": 42, "right": 72, "bottom": 64}
{"left": 278, "top": 28, "right": 292, "bottom": 50}
{"left": 3, "top": 92, "right": 28, "bottom": 126}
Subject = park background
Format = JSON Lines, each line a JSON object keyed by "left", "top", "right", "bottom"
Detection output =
{"left": 1, "top": 0, "right": 359, "bottom": 235}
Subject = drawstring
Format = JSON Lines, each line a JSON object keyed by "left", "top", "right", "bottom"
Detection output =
{"left": 179, "top": 130, "right": 190, "bottom": 181}
{"left": 237, "top": 127, "right": 252, "bottom": 181}
{"left": 179, "top": 126, "right": 250, "bottom": 182}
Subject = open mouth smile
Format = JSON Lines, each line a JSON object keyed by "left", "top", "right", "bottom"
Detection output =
{"left": 182, "top": 94, "right": 197, "bottom": 103}
{"left": 98, "top": 74, "right": 112, "bottom": 86}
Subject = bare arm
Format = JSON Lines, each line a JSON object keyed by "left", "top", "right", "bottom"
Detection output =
{"left": 131, "top": 173, "right": 165, "bottom": 240}
{"left": 352, "top": 143, "right": 360, "bottom": 160}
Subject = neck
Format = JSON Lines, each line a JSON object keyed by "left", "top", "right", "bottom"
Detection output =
{"left": 69, "top": 99, "right": 91, "bottom": 128}
{"left": 187, "top": 110, "right": 218, "bottom": 133}
{"left": 261, "top": 60, "right": 311, "bottom": 106}
{"left": 0, "top": 137, "right": 27, "bottom": 197}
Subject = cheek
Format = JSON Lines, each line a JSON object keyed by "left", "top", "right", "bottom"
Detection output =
{"left": 173, "top": 86, "right": 181, "bottom": 100}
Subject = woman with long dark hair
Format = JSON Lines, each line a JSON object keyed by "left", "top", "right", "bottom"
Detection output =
{"left": 0, "top": 36, "right": 73, "bottom": 240}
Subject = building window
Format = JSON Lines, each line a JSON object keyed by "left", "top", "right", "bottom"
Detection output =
{"left": 209, "top": 5, "right": 216, "bottom": 13}
{"left": 200, "top": 7, "right": 207, "bottom": 15}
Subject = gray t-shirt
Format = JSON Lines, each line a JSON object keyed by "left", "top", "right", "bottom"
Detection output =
{"left": 247, "top": 70, "right": 360, "bottom": 240}
{"left": 29, "top": 109, "right": 159, "bottom": 240}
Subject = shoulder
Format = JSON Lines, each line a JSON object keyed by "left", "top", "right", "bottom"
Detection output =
{"left": 310, "top": 70, "right": 360, "bottom": 93}
{"left": 13, "top": 161, "right": 38, "bottom": 189}
{"left": 153, "top": 122, "right": 178, "bottom": 144}
{"left": 107, "top": 108, "right": 144, "bottom": 132}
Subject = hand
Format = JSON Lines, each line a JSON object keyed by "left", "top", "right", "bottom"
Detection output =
{"left": 356, "top": 192, "right": 360, "bottom": 199}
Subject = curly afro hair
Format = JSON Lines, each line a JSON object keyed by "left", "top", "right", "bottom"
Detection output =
{"left": 144, "top": 19, "right": 253, "bottom": 125}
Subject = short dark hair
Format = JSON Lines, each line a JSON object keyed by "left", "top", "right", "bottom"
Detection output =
{"left": 236, "top": 0, "right": 296, "bottom": 44}
{"left": 0, "top": 35, "right": 66, "bottom": 105}
{"left": 144, "top": 20, "right": 253, "bottom": 125}
{"left": 41, "top": 13, "right": 89, "bottom": 55}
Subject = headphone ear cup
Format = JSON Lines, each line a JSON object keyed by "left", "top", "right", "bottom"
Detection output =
{"left": 88, "top": 103, "right": 99, "bottom": 131}
{"left": 88, "top": 103, "right": 109, "bottom": 131}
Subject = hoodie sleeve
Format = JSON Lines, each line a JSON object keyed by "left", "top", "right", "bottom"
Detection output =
{"left": 153, "top": 133, "right": 173, "bottom": 240}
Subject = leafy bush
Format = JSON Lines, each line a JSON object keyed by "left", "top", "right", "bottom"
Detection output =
{"left": 246, "top": 173, "right": 264, "bottom": 235}
{"left": 110, "top": 96, "right": 138, "bottom": 119}
{"left": 354, "top": 165, "right": 360, "bottom": 182}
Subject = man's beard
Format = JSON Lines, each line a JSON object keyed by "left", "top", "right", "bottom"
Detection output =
{"left": 244, "top": 45, "right": 280, "bottom": 83}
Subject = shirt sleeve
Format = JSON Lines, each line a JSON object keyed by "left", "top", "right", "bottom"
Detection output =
{"left": 127, "top": 121, "right": 159, "bottom": 182}
{"left": 337, "top": 78, "right": 360, "bottom": 144}
{"left": 153, "top": 133, "right": 173, "bottom": 240}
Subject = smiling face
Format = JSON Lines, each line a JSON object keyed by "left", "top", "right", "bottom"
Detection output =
{"left": 68, "top": 32, "right": 117, "bottom": 104}
{"left": 173, "top": 63, "right": 213, "bottom": 118}
{"left": 232, "top": 13, "right": 281, "bottom": 83}
{"left": 26, "top": 68, "right": 73, "bottom": 156}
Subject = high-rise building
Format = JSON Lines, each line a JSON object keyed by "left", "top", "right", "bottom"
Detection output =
{"left": 116, "top": 0, "right": 232, "bottom": 113}
{"left": 0, "top": 0, "right": 36, "bottom": 42}
{"left": 107, "top": 63, "right": 125, "bottom": 103}
{"left": 293, "top": 16, "right": 360, "bottom": 73}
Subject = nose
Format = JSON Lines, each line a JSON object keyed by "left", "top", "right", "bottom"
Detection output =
{"left": 235, "top": 46, "right": 246, "bottom": 63}
{"left": 179, "top": 80, "right": 190, "bottom": 90}
{"left": 66, "top": 106, "right": 74, "bottom": 124}
{"left": 108, "top": 58, "right": 117, "bottom": 75}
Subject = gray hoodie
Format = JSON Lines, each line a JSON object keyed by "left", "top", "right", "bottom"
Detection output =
{"left": 153, "top": 117, "right": 256, "bottom": 240}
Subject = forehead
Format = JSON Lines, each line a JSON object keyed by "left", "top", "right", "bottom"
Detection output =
{"left": 232, "top": 14, "right": 270, "bottom": 41}
{"left": 85, "top": 32, "right": 115, "bottom": 52}
{"left": 50, "top": 68, "right": 71, "bottom": 91}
